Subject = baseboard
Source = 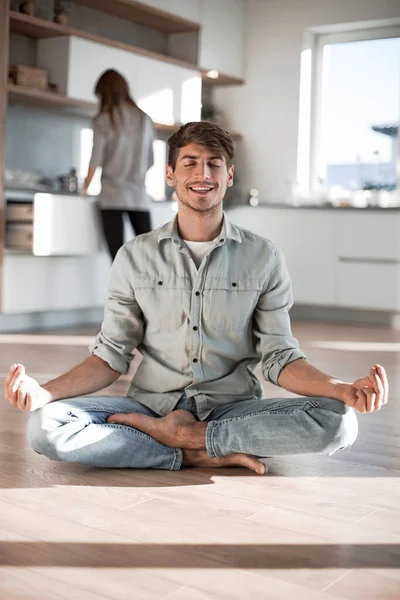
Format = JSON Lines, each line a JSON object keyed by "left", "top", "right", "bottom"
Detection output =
{"left": 0, "top": 308, "right": 104, "bottom": 333}
{"left": 1, "top": 304, "right": 398, "bottom": 333}
{"left": 290, "top": 305, "right": 395, "bottom": 328}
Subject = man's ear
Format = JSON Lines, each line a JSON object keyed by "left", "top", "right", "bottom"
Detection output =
{"left": 227, "top": 164, "right": 235, "bottom": 188}
{"left": 166, "top": 165, "right": 175, "bottom": 187}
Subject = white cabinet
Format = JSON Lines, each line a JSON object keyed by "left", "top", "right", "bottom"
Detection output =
{"left": 226, "top": 206, "right": 338, "bottom": 306}
{"left": 36, "top": 37, "right": 202, "bottom": 125}
{"left": 338, "top": 212, "right": 400, "bottom": 261}
{"left": 337, "top": 262, "right": 400, "bottom": 311}
{"left": 226, "top": 206, "right": 400, "bottom": 314}
{"left": 199, "top": 0, "right": 244, "bottom": 79}
{"left": 138, "top": 0, "right": 201, "bottom": 24}
{"left": 2, "top": 254, "right": 109, "bottom": 314}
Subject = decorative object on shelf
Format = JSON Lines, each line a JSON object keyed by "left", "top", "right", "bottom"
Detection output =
{"left": 201, "top": 102, "right": 221, "bottom": 123}
{"left": 35, "top": 0, "right": 52, "bottom": 21}
{"left": 54, "top": 0, "right": 70, "bottom": 25}
{"left": 58, "top": 168, "right": 79, "bottom": 194}
{"left": 9, "top": 64, "right": 48, "bottom": 91}
{"left": 19, "top": 1, "right": 35, "bottom": 16}
{"left": 48, "top": 82, "right": 60, "bottom": 94}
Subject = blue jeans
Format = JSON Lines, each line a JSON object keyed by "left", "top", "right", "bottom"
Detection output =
{"left": 27, "top": 395, "right": 358, "bottom": 470}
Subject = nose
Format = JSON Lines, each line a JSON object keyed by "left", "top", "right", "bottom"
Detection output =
{"left": 195, "top": 161, "right": 212, "bottom": 180}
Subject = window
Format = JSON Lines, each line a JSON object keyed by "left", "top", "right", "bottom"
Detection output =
{"left": 298, "top": 24, "right": 400, "bottom": 204}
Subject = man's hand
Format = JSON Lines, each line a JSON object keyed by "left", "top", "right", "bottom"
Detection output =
{"left": 4, "top": 364, "right": 52, "bottom": 411}
{"left": 341, "top": 364, "right": 388, "bottom": 413}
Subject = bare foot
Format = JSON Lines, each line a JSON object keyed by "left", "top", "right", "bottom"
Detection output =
{"left": 107, "top": 409, "right": 206, "bottom": 449}
{"left": 183, "top": 449, "right": 267, "bottom": 475}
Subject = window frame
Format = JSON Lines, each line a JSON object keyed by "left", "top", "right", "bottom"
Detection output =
{"left": 297, "top": 21, "right": 400, "bottom": 199}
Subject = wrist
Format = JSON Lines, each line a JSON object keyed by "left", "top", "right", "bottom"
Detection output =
{"left": 41, "top": 383, "right": 56, "bottom": 403}
{"left": 326, "top": 379, "right": 349, "bottom": 403}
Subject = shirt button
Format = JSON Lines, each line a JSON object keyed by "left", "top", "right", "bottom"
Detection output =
{"left": 193, "top": 358, "right": 198, "bottom": 363}
{"left": 219, "top": 238, "right": 225, "bottom": 243}
{"left": 232, "top": 282, "right": 237, "bottom": 287}
{"left": 174, "top": 240, "right": 179, "bottom": 244}
{"left": 158, "top": 281, "right": 163, "bottom": 286}
{"left": 195, "top": 291, "right": 200, "bottom": 296}
{"left": 193, "top": 326, "right": 198, "bottom": 331}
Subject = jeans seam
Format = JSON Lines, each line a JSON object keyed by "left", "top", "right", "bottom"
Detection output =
{"left": 171, "top": 448, "right": 183, "bottom": 470}
{"left": 211, "top": 407, "right": 308, "bottom": 427}
{"left": 68, "top": 407, "right": 127, "bottom": 413}
{"left": 97, "top": 422, "right": 159, "bottom": 441}
{"left": 206, "top": 423, "right": 218, "bottom": 458}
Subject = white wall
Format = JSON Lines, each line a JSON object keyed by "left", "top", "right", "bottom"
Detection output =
{"left": 215, "top": 0, "right": 400, "bottom": 202}
{"left": 199, "top": 0, "right": 245, "bottom": 78}
{"left": 138, "top": 0, "right": 201, "bottom": 23}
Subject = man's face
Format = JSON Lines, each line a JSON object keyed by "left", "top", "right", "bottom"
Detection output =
{"left": 166, "top": 143, "right": 234, "bottom": 214}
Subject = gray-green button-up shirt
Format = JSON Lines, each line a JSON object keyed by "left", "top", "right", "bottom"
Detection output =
{"left": 90, "top": 215, "right": 306, "bottom": 418}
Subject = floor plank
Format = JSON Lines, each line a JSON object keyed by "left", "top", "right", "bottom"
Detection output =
{"left": 1, "top": 322, "right": 400, "bottom": 598}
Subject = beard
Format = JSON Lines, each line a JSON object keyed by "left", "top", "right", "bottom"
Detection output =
{"left": 175, "top": 186, "right": 225, "bottom": 214}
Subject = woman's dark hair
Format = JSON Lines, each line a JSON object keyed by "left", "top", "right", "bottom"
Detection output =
{"left": 168, "top": 121, "right": 235, "bottom": 170}
{"left": 94, "top": 69, "right": 140, "bottom": 129}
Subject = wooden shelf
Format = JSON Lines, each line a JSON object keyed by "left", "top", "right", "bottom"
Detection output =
{"left": 7, "top": 84, "right": 97, "bottom": 116}
{"left": 7, "top": 85, "right": 243, "bottom": 139}
{"left": 200, "top": 70, "right": 245, "bottom": 87}
{"left": 73, "top": 0, "right": 200, "bottom": 34}
{"left": 9, "top": 11, "right": 244, "bottom": 87}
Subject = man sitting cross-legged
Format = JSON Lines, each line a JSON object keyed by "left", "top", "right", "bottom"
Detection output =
{"left": 4, "top": 122, "right": 388, "bottom": 475}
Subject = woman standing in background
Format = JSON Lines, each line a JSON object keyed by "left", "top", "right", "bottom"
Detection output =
{"left": 82, "top": 69, "right": 154, "bottom": 261}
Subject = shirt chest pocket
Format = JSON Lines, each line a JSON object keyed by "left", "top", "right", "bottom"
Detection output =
{"left": 132, "top": 276, "right": 190, "bottom": 333}
{"left": 204, "top": 278, "right": 262, "bottom": 332}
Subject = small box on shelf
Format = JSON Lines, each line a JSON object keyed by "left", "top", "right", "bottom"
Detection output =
{"left": 9, "top": 64, "right": 48, "bottom": 91}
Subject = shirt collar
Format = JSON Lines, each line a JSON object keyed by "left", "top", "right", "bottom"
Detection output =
{"left": 157, "top": 212, "right": 242, "bottom": 245}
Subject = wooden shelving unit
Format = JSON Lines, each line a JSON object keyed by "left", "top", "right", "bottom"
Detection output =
{"left": 9, "top": 11, "right": 244, "bottom": 87}
{"left": 73, "top": 0, "right": 200, "bottom": 34}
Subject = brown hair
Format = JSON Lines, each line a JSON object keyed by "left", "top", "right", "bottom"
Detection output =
{"left": 168, "top": 121, "right": 235, "bottom": 170}
{"left": 94, "top": 69, "right": 140, "bottom": 129}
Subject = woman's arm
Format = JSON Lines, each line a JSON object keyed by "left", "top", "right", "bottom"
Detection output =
{"left": 81, "top": 166, "right": 97, "bottom": 195}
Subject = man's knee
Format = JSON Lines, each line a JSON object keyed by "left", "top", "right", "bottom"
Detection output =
{"left": 318, "top": 400, "right": 358, "bottom": 455}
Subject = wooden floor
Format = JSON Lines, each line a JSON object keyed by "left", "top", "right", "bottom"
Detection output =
{"left": 0, "top": 321, "right": 400, "bottom": 599}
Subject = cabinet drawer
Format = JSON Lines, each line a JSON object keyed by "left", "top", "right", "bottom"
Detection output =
{"left": 6, "top": 224, "right": 33, "bottom": 251}
{"left": 339, "top": 213, "right": 400, "bottom": 261}
{"left": 337, "top": 261, "right": 400, "bottom": 311}
{"left": 7, "top": 203, "right": 34, "bottom": 222}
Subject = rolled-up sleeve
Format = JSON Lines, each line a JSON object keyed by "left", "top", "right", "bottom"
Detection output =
{"left": 253, "top": 246, "right": 306, "bottom": 385}
{"left": 89, "top": 246, "right": 144, "bottom": 373}
{"left": 89, "top": 118, "right": 107, "bottom": 169}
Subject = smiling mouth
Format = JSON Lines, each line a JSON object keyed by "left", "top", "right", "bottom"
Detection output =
{"left": 188, "top": 186, "right": 214, "bottom": 195}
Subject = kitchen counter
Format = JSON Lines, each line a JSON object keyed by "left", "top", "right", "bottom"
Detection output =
{"left": 251, "top": 201, "right": 400, "bottom": 210}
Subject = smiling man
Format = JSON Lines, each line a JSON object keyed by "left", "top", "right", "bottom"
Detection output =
{"left": 5, "top": 121, "right": 388, "bottom": 475}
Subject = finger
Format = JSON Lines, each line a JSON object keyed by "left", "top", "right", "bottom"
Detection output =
{"left": 366, "top": 389, "right": 376, "bottom": 413}
{"left": 16, "top": 384, "right": 28, "bottom": 410}
{"left": 356, "top": 376, "right": 375, "bottom": 391}
{"left": 4, "top": 364, "right": 18, "bottom": 389}
{"left": 372, "top": 367, "right": 384, "bottom": 407}
{"left": 376, "top": 364, "right": 389, "bottom": 404}
{"left": 4, "top": 364, "right": 18, "bottom": 404}
{"left": 25, "top": 391, "right": 34, "bottom": 412}
{"left": 356, "top": 390, "right": 367, "bottom": 413}
{"left": 369, "top": 367, "right": 379, "bottom": 393}
{"left": 10, "top": 364, "right": 25, "bottom": 394}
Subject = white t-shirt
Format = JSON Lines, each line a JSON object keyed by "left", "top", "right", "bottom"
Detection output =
{"left": 183, "top": 239, "right": 215, "bottom": 268}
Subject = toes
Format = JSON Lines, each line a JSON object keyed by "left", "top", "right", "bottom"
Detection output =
{"left": 240, "top": 455, "right": 267, "bottom": 475}
{"left": 107, "top": 414, "right": 121, "bottom": 424}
